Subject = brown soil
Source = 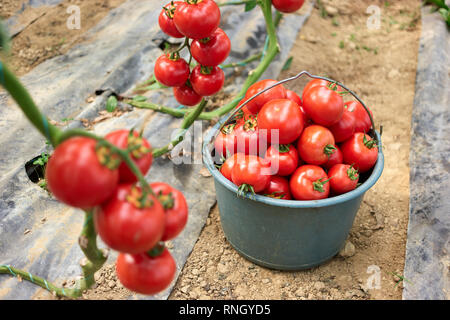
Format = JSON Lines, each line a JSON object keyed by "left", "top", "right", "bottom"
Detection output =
{"left": 169, "top": 0, "right": 421, "bottom": 300}
{"left": 1, "top": 0, "right": 126, "bottom": 76}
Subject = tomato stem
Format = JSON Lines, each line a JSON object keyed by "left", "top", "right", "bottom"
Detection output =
{"left": 147, "top": 242, "right": 166, "bottom": 258}
{"left": 313, "top": 178, "right": 331, "bottom": 193}
{"left": 0, "top": 210, "right": 108, "bottom": 298}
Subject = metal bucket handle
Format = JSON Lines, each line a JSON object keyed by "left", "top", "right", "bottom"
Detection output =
{"left": 214, "top": 70, "right": 378, "bottom": 143}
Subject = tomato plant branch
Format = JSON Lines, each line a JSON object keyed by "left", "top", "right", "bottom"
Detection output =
{"left": 129, "top": 0, "right": 280, "bottom": 123}
{"left": 218, "top": 0, "right": 254, "bottom": 6}
{"left": 220, "top": 52, "right": 262, "bottom": 68}
{"left": 0, "top": 211, "right": 106, "bottom": 298}
{"left": 152, "top": 99, "right": 208, "bottom": 158}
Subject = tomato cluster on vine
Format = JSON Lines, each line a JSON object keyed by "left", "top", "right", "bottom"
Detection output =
{"left": 45, "top": 129, "right": 189, "bottom": 295}
{"left": 156, "top": 0, "right": 231, "bottom": 106}
{"left": 215, "top": 78, "right": 379, "bottom": 200}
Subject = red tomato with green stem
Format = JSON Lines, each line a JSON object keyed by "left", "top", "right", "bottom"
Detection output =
{"left": 328, "top": 164, "right": 359, "bottom": 195}
{"left": 94, "top": 184, "right": 165, "bottom": 254}
{"left": 231, "top": 154, "right": 271, "bottom": 194}
{"left": 116, "top": 246, "right": 176, "bottom": 295}
{"left": 190, "top": 65, "right": 224, "bottom": 96}
{"left": 271, "top": 0, "right": 305, "bottom": 13}
{"left": 220, "top": 153, "right": 239, "bottom": 182}
{"left": 290, "top": 165, "right": 330, "bottom": 200}
{"left": 341, "top": 132, "right": 379, "bottom": 173}
{"left": 244, "top": 79, "right": 287, "bottom": 114}
{"left": 158, "top": 1, "right": 184, "bottom": 38}
{"left": 234, "top": 115, "right": 266, "bottom": 156}
{"left": 265, "top": 144, "right": 299, "bottom": 176}
{"left": 154, "top": 53, "right": 190, "bottom": 87}
{"left": 173, "top": 0, "right": 220, "bottom": 40}
{"left": 151, "top": 182, "right": 188, "bottom": 241}
{"left": 302, "top": 79, "right": 344, "bottom": 98}
{"left": 173, "top": 82, "right": 203, "bottom": 106}
{"left": 257, "top": 99, "right": 305, "bottom": 145}
{"left": 329, "top": 106, "right": 356, "bottom": 142}
{"left": 346, "top": 101, "right": 373, "bottom": 134}
{"left": 191, "top": 28, "right": 231, "bottom": 66}
{"left": 45, "top": 137, "right": 119, "bottom": 209}
{"left": 214, "top": 123, "right": 237, "bottom": 158}
{"left": 302, "top": 85, "right": 344, "bottom": 127}
{"left": 297, "top": 125, "right": 336, "bottom": 166}
{"left": 323, "top": 144, "right": 343, "bottom": 170}
{"left": 263, "top": 175, "right": 292, "bottom": 200}
{"left": 105, "top": 129, "right": 153, "bottom": 183}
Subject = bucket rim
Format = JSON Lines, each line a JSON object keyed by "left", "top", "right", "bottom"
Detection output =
{"left": 202, "top": 121, "right": 384, "bottom": 209}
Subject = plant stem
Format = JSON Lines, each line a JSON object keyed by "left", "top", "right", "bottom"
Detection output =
{"left": 218, "top": 0, "right": 253, "bottom": 6}
{"left": 152, "top": 99, "right": 208, "bottom": 158}
{"left": 0, "top": 211, "right": 106, "bottom": 298}
{"left": 76, "top": 210, "right": 108, "bottom": 292}
{"left": 0, "top": 62, "right": 62, "bottom": 147}
{"left": 220, "top": 52, "right": 263, "bottom": 68}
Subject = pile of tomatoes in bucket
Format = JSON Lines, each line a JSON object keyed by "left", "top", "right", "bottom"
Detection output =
{"left": 45, "top": 130, "right": 188, "bottom": 295}
{"left": 156, "top": 0, "right": 231, "bottom": 106}
{"left": 214, "top": 78, "right": 379, "bottom": 200}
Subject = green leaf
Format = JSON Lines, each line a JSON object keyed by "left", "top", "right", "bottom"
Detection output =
{"left": 282, "top": 56, "right": 293, "bottom": 71}
{"left": 438, "top": 8, "right": 450, "bottom": 26}
{"left": 0, "top": 20, "right": 10, "bottom": 53}
{"left": 106, "top": 95, "right": 118, "bottom": 113}
{"left": 245, "top": 0, "right": 257, "bottom": 12}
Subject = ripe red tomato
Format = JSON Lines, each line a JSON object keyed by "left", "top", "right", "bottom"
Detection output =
{"left": 341, "top": 132, "right": 379, "bottom": 173}
{"left": 158, "top": 1, "right": 184, "bottom": 38}
{"left": 190, "top": 65, "right": 224, "bottom": 96}
{"left": 328, "top": 164, "right": 359, "bottom": 195}
{"left": 297, "top": 125, "right": 336, "bottom": 166}
{"left": 94, "top": 184, "right": 165, "bottom": 254}
{"left": 323, "top": 144, "right": 343, "bottom": 170}
{"left": 302, "top": 85, "right": 344, "bottom": 127}
{"left": 191, "top": 28, "right": 231, "bottom": 66}
{"left": 244, "top": 79, "right": 287, "bottom": 114}
{"left": 271, "top": 0, "right": 305, "bottom": 13}
{"left": 151, "top": 182, "right": 188, "bottom": 241}
{"left": 290, "top": 165, "right": 330, "bottom": 200}
{"left": 46, "top": 137, "right": 119, "bottom": 209}
{"left": 302, "top": 79, "right": 344, "bottom": 98}
{"left": 214, "top": 123, "right": 237, "bottom": 158}
{"left": 105, "top": 130, "right": 153, "bottom": 183}
{"left": 257, "top": 99, "right": 304, "bottom": 145}
{"left": 220, "top": 153, "right": 239, "bottom": 181}
{"left": 173, "top": 83, "right": 203, "bottom": 106}
{"left": 263, "top": 175, "right": 292, "bottom": 200}
{"left": 329, "top": 106, "right": 356, "bottom": 142}
{"left": 154, "top": 54, "right": 190, "bottom": 87}
{"left": 265, "top": 144, "right": 299, "bottom": 176}
{"left": 346, "top": 101, "right": 373, "bottom": 133}
{"left": 234, "top": 115, "right": 266, "bottom": 156}
{"left": 285, "top": 89, "right": 302, "bottom": 106}
{"left": 173, "top": 0, "right": 220, "bottom": 40}
{"left": 116, "top": 247, "right": 176, "bottom": 295}
{"left": 231, "top": 154, "right": 271, "bottom": 193}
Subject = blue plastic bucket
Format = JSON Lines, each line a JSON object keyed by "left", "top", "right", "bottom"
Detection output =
{"left": 202, "top": 72, "right": 384, "bottom": 270}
